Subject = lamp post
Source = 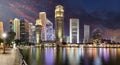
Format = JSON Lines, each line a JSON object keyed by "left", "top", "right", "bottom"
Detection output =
{"left": 2, "top": 33, "right": 7, "bottom": 54}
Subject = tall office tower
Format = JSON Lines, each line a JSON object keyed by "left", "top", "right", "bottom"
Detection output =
{"left": 20, "top": 19, "right": 29, "bottom": 44}
{"left": 24, "top": 19, "right": 29, "bottom": 43}
{"left": 83, "top": 25, "right": 90, "bottom": 43}
{"left": 55, "top": 5, "right": 64, "bottom": 43}
{"left": 13, "top": 18, "right": 20, "bottom": 40}
{"left": 31, "top": 26, "right": 36, "bottom": 43}
{"left": 35, "top": 19, "right": 42, "bottom": 44}
{"left": 0, "top": 21, "right": 4, "bottom": 38}
{"left": 46, "top": 19, "right": 55, "bottom": 41}
{"left": 70, "top": 18, "right": 79, "bottom": 43}
{"left": 28, "top": 23, "right": 35, "bottom": 43}
{"left": 9, "top": 19, "right": 13, "bottom": 32}
{"left": 39, "top": 12, "right": 47, "bottom": 41}
{"left": 28, "top": 23, "right": 32, "bottom": 43}
{"left": 20, "top": 19, "right": 26, "bottom": 44}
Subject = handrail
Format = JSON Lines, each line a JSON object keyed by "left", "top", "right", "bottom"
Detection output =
{"left": 17, "top": 48, "right": 28, "bottom": 65}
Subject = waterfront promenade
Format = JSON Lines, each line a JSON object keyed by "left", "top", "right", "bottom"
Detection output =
{"left": 0, "top": 48, "right": 20, "bottom": 65}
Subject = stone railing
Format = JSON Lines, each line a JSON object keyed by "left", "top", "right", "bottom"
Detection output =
{"left": 15, "top": 48, "right": 28, "bottom": 65}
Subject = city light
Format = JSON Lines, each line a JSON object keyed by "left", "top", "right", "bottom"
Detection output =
{"left": 0, "top": 0, "right": 120, "bottom": 65}
{"left": 2, "top": 33, "right": 7, "bottom": 38}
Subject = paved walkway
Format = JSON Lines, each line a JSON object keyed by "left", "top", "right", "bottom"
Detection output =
{"left": 0, "top": 48, "right": 18, "bottom": 65}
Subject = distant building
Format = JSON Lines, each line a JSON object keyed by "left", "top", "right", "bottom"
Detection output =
{"left": 9, "top": 19, "right": 14, "bottom": 32}
{"left": 83, "top": 25, "right": 90, "bottom": 43}
{"left": 55, "top": 5, "right": 64, "bottom": 42}
{"left": 20, "top": 19, "right": 29, "bottom": 44}
{"left": 66, "top": 36, "right": 70, "bottom": 43}
{"left": 70, "top": 18, "right": 79, "bottom": 43}
{"left": 28, "top": 23, "right": 35, "bottom": 43}
{"left": 35, "top": 19, "right": 42, "bottom": 44}
{"left": 38, "top": 12, "right": 55, "bottom": 42}
{"left": 24, "top": 19, "right": 29, "bottom": 43}
{"left": 39, "top": 12, "right": 47, "bottom": 41}
{"left": 63, "top": 36, "right": 70, "bottom": 43}
{"left": 13, "top": 18, "right": 20, "bottom": 40}
{"left": 0, "top": 21, "right": 4, "bottom": 38}
{"left": 31, "top": 26, "right": 36, "bottom": 43}
{"left": 46, "top": 19, "right": 55, "bottom": 41}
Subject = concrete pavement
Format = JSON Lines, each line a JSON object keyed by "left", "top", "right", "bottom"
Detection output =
{"left": 0, "top": 48, "right": 19, "bottom": 65}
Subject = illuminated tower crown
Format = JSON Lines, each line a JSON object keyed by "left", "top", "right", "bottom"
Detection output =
{"left": 55, "top": 5, "right": 64, "bottom": 43}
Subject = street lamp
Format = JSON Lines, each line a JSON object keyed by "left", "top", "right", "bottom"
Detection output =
{"left": 2, "top": 33, "right": 7, "bottom": 54}
{"left": 2, "top": 33, "right": 7, "bottom": 38}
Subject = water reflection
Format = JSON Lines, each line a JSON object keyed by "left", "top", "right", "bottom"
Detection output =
{"left": 44, "top": 48, "right": 55, "bottom": 65}
{"left": 21, "top": 47, "right": 120, "bottom": 65}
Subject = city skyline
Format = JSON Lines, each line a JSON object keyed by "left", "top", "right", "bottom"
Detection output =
{"left": 0, "top": 0, "right": 120, "bottom": 42}
{"left": 0, "top": 1, "right": 120, "bottom": 65}
{"left": 0, "top": 0, "right": 120, "bottom": 32}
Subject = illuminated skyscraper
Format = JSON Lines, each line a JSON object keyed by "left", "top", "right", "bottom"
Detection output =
{"left": 0, "top": 21, "right": 3, "bottom": 38}
{"left": 70, "top": 18, "right": 79, "bottom": 43}
{"left": 39, "top": 12, "right": 47, "bottom": 41}
{"left": 46, "top": 19, "right": 55, "bottom": 41}
{"left": 55, "top": 5, "right": 64, "bottom": 42}
{"left": 29, "top": 23, "right": 35, "bottom": 43}
{"left": 83, "top": 25, "right": 90, "bottom": 43}
{"left": 24, "top": 19, "right": 29, "bottom": 43}
{"left": 13, "top": 18, "right": 20, "bottom": 40}
{"left": 35, "top": 19, "right": 42, "bottom": 44}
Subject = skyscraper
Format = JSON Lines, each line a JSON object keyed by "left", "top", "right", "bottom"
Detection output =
{"left": 28, "top": 23, "right": 35, "bottom": 43}
{"left": 55, "top": 5, "right": 64, "bottom": 43}
{"left": 83, "top": 25, "right": 90, "bottom": 43}
{"left": 46, "top": 19, "right": 55, "bottom": 41}
{"left": 24, "top": 19, "right": 29, "bottom": 43}
{"left": 35, "top": 19, "right": 42, "bottom": 44}
{"left": 70, "top": 18, "right": 79, "bottom": 43}
{"left": 0, "top": 21, "right": 4, "bottom": 38}
{"left": 13, "top": 18, "right": 20, "bottom": 40}
{"left": 39, "top": 12, "right": 47, "bottom": 41}
{"left": 20, "top": 19, "right": 29, "bottom": 44}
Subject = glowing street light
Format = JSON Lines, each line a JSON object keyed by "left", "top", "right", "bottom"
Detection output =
{"left": 2, "top": 33, "right": 7, "bottom": 38}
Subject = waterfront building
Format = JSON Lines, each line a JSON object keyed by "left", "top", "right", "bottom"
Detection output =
{"left": 0, "top": 21, "right": 4, "bottom": 38}
{"left": 13, "top": 18, "right": 20, "bottom": 40}
{"left": 55, "top": 5, "right": 64, "bottom": 43}
{"left": 66, "top": 36, "right": 70, "bottom": 43}
{"left": 35, "top": 19, "right": 42, "bottom": 44}
{"left": 20, "top": 19, "right": 29, "bottom": 44}
{"left": 29, "top": 23, "right": 35, "bottom": 43}
{"left": 39, "top": 12, "right": 47, "bottom": 41}
{"left": 46, "top": 19, "right": 55, "bottom": 41}
{"left": 70, "top": 18, "right": 79, "bottom": 43}
{"left": 83, "top": 25, "right": 90, "bottom": 43}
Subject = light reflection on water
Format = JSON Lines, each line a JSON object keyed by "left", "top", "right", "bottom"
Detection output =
{"left": 21, "top": 47, "right": 120, "bottom": 65}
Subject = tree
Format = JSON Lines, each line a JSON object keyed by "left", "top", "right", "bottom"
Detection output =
{"left": 14, "top": 39, "right": 20, "bottom": 45}
{"left": 6, "top": 31, "right": 16, "bottom": 46}
{"left": 0, "top": 38, "right": 4, "bottom": 44}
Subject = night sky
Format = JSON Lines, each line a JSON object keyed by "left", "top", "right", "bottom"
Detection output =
{"left": 0, "top": 0, "right": 120, "bottom": 36}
